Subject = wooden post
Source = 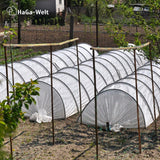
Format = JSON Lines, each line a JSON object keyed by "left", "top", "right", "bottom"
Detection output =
{"left": 50, "top": 46, "right": 54, "bottom": 144}
{"left": 18, "top": 0, "right": 21, "bottom": 44}
{"left": 4, "top": 46, "right": 13, "bottom": 159}
{"left": 92, "top": 49, "right": 98, "bottom": 160}
{"left": 69, "top": 15, "right": 74, "bottom": 46}
{"left": 149, "top": 44, "right": 157, "bottom": 137}
{"left": 106, "top": 122, "right": 110, "bottom": 132}
{"left": 96, "top": 1, "right": 99, "bottom": 47}
{"left": 133, "top": 49, "right": 141, "bottom": 154}
{"left": 76, "top": 41, "right": 82, "bottom": 123}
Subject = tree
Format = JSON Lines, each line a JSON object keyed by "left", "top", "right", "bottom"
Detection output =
{"left": 0, "top": 0, "right": 10, "bottom": 11}
{"left": 0, "top": 80, "right": 40, "bottom": 159}
{"left": 68, "top": 0, "right": 84, "bottom": 7}
{"left": 85, "top": 0, "right": 160, "bottom": 57}
{"left": 0, "top": 0, "right": 10, "bottom": 23}
{"left": 16, "top": 0, "right": 36, "bottom": 10}
{"left": 123, "top": 0, "right": 146, "bottom": 4}
{"left": 16, "top": 0, "right": 36, "bottom": 43}
{"left": 112, "top": 1, "right": 160, "bottom": 56}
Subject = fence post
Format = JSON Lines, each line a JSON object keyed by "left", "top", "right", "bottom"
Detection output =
{"left": 18, "top": 0, "right": 21, "bottom": 44}
{"left": 69, "top": 15, "right": 74, "bottom": 47}
{"left": 149, "top": 44, "right": 157, "bottom": 138}
{"left": 96, "top": 1, "right": 99, "bottom": 47}
{"left": 50, "top": 46, "right": 54, "bottom": 145}
{"left": 76, "top": 41, "right": 82, "bottom": 123}
{"left": 92, "top": 49, "right": 98, "bottom": 160}
{"left": 133, "top": 49, "right": 141, "bottom": 154}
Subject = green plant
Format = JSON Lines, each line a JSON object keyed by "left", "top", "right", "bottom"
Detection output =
{"left": 106, "top": 1, "right": 160, "bottom": 57}
{"left": 85, "top": 0, "right": 160, "bottom": 58}
{"left": 39, "top": 18, "right": 41, "bottom": 24}
{"left": 1, "top": 27, "right": 17, "bottom": 46}
{"left": 16, "top": 0, "right": 36, "bottom": 11}
{"left": 24, "top": 19, "right": 27, "bottom": 27}
{"left": 0, "top": 80, "right": 40, "bottom": 159}
{"left": 35, "top": 19, "right": 38, "bottom": 25}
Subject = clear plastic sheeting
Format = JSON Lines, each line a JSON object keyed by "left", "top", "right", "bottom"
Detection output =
{"left": 0, "top": 43, "right": 96, "bottom": 101}
{"left": 25, "top": 48, "right": 147, "bottom": 122}
{"left": 80, "top": 62, "right": 160, "bottom": 129}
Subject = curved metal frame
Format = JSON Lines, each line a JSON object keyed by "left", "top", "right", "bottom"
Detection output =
{"left": 7, "top": 66, "right": 25, "bottom": 82}
{"left": 37, "top": 80, "right": 66, "bottom": 119}
{"left": 126, "top": 76, "right": 160, "bottom": 113}
{"left": 35, "top": 56, "right": 58, "bottom": 71}
{"left": 28, "top": 59, "right": 50, "bottom": 74}
{"left": 57, "top": 71, "right": 90, "bottom": 102}
{"left": 95, "top": 57, "right": 121, "bottom": 79}
{"left": 18, "top": 62, "right": 39, "bottom": 78}
{"left": 103, "top": 54, "right": 128, "bottom": 75}
{"left": 79, "top": 63, "right": 107, "bottom": 87}
{"left": 80, "top": 88, "right": 146, "bottom": 128}
{"left": 109, "top": 51, "right": 133, "bottom": 72}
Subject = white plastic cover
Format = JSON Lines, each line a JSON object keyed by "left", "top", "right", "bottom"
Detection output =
{"left": 80, "top": 62, "right": 160, "bottom": 129}
{"left": 0, "top": 43, "right": 97, "bottom": 101}
{"left": 25, "top": 48, "right": 148, "bottom": 122}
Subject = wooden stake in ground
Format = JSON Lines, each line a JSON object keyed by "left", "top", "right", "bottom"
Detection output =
{"left": 92, "top": 49, "right": 98, "bottom": 160}
{"left": 4, "top": 46, "right": 13, "bottom": 159}
{"left": 149, "top": 44, "right": 157, "bottom": 138}
{"left": 133, "top": 49, "right": 141, "bottom": 154}
{"left": 50, "top": 46, "right": 54, "bottom": 145}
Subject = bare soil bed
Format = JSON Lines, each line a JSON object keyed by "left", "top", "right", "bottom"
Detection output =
{"left": 3, "top": 114, "right": 160, "bottom": 160}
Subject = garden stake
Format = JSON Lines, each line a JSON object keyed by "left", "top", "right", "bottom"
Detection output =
{"left": 10, "top": 44, "right": 15, "bottom": 93}
{"left": 96, "top": 0, "right": 99, "bottom": 47}
{"left": 50, "top": 45, "right": 55, "bottom": 145}
{"left": 69, "top": 15, "right": 74, "bottom": 47}
{"left": 4, "top": 46, "right": 13, "bottom": 159}
{"left": 76, "top": 41, "right": 82, "bottom": 124}
{"left": 10, "top": 45, "right": 16, "bottom": 160}
{"left": 18, "top": 0, "right": 21, "bottom": 44}
{"left": 92, "top": 49, "right": 98, "bottom": 160}
{"left": 149, "top": 44, "right": 157, "bottom": 137}
{"left": 133, "top": 49, "right": 141, "bottom": 154}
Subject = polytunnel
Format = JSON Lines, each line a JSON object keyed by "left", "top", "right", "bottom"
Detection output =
{"left": 0, "top": 43, "right": 97, "bottom": 101}
{"left": 23, "top": 48, "right": 148, "bottom": 122}
{"left": 80, "top": 62, "right": 160, "bottom": 130}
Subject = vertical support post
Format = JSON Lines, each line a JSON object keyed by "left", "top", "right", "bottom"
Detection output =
{"left": 50, "top": 46, "right": 54, "bottom": 145}
{"left": 18, "top": 0, "right": 21, "bottom": 44}
{"left": 133, "top": 49, "right": 141, "bottom": 154}
{"left": 149, "top": 44, "right": 157, "bottom": 137}
{"left": 76, "top": 41, "right": 82, "bottom": 124}
{"left": 4, "top": 46, "right": 13, "bottom": 159}
{"left": 106, "top": 122, "right": 110, "bottom": 132}
{"left": 10, "top": 46, "right": 15, "bottom": 160}
{"left": 96, "top": 1, "right": 99, "bottom": 47}
{"left": 92, "top": 49, "right": 98, "bottom": 160}
{"left": 69, "top": 15, "right": 74, "bottom": 47}
{"left": 10, "top": 43, "right": 15, "bottom": 92}
{"left": 64, "top": 0, "right": 67, "bottom": 16}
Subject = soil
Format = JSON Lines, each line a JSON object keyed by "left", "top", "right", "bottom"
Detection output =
{"left": 3, "top": 114, "right": 160, "bottom": 160}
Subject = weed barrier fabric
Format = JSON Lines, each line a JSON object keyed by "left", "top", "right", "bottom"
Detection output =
{"left": 0, "top": 43, "right": 97, "bottom": 101}
{"left": 80, "top": 62, "right": 160, "bottom": 130}
{"left": 24, "top": 47, "right": 148, "bottom": 123}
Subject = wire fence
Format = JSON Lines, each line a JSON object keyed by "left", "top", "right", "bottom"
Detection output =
{"left": 0, "top": 22, "right": 145, "bottom": 48}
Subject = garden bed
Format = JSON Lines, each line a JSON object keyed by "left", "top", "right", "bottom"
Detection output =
{"left": 3, "top": 114, "right": 160, "bottom": 160}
